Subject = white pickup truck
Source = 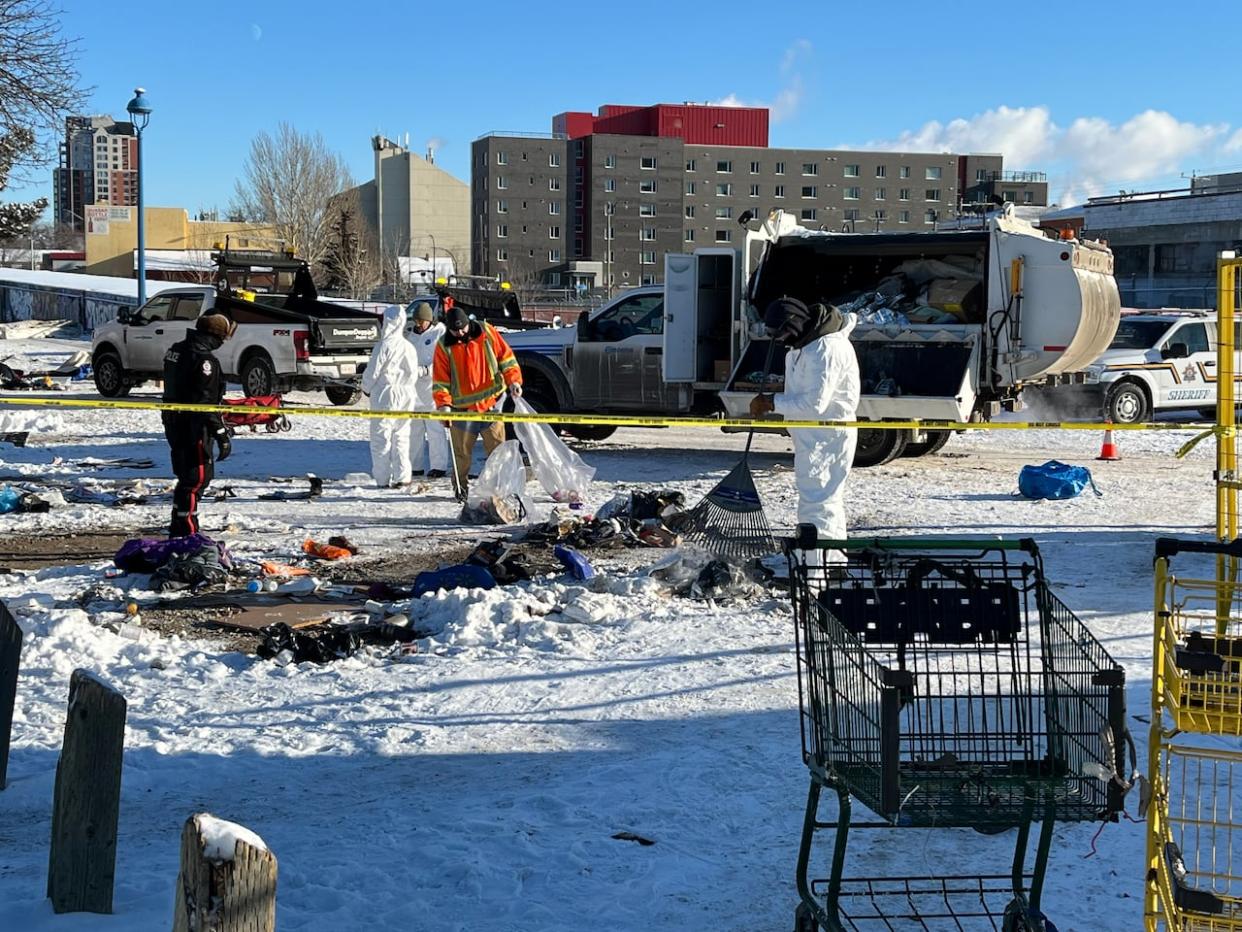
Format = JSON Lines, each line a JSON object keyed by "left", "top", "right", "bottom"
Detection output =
{"left": 91, "top": 285, "right": 380, "bottom": 404}
{"left": 505, "top": 207, "right": 1121, "bottom": 465}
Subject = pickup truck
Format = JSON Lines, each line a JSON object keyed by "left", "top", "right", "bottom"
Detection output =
{"left": 91, "top": 285, "right": 381, "bottom": 404}
{"left": 505, "top": 206, "right": 1121, "bottom": 465}
{"left": 1053, "top": 310, "right": 1224, "bottom": 422}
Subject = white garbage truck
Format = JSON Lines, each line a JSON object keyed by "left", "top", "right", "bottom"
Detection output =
{"left": 505, "top": 206, "right": 1121, "bottom": 465}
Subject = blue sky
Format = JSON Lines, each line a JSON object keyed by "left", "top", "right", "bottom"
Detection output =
{"left": 12, "top": 0, "right": 1241, "bottom": 211}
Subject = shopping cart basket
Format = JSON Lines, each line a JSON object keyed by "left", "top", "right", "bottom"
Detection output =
{"left": 1154, "top": 538, "right": 1242, "bottom": 736}
{"left": 221, "top": 394, "right": 292, "bottom": 436}
{"left": 786, "top": 528, "right": 1129, "bottom": 931}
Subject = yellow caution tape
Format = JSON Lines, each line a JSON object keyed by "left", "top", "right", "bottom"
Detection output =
{"left": 0, "top": 394, "right": 1220, "bottom": 433}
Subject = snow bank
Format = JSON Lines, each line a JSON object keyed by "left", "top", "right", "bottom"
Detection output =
{"left": 196, "top": 813, "right": 269, "bottom": 860}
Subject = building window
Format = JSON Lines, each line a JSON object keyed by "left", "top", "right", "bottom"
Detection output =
{"left": 496, "top": 224, "right": 508, "bottom": 237}
{"left": 640, "top": 155, "right": 657, "bottom": 170}
{"left": 749, "top": 183, "right": 760, "bottom": 197}
{"left": 604, "top": 226, "right": 613, "bottom": 240}
{"left": 874, "top": 187, "right": 886, "bottom": 200}
{"left": 685, "top": 158, "right": 696, "bottom": 172}
{"left": 605, "top": 178, "right": 616, "bottom": 192}
{"left": 899, "top": 188, "right": 910, "bottom": 201}
{"left": 800, "top": 208, "right": 817, "bottom": 221}
{"left": 715, "top": 229, "right": 732, "bottom": 243}
{"left": 1002, "top": 190, "right": 1018, "bottom": 202}
{"left": 1023, "top": 191, "right": 1034, "bottom": 204}
{"left": 549, "top": 153, "right": 561, "bottom": 168}
{"left": 639, "top": 179, "right": 657, "bottom": 194}
{"left": 549, "top": 201, "right": 561, "bottom": 215}
{"left": 549, "top": 178, "right": 561, "bottom": 191}
{"left": 604, "top": 153, "right": 616, "bottom": 169}
{"left": 496, "top": 199, "right": 508, "bottom": 213}
{"left": 975, "top": 168, "right": 987, "bottom": 182}
{"left": 549, "top": 226, "right": 560, "bottom": 238}
{"left": 750, "top": 160, "right": 761, "bottom": 174}
{"left": 640, "top": 227, "right": 656, "bottom": 241}
{"left": 716, "top": 159, "right": 732, "bottom": 173}
{"left": 1156, "top": 243, "right": 1196, "bottom": 273}
{"left": 898, "top": 210, "right": 910, "bottom": 223}
{"left": 926, "top": 166, "right": 942, "bottom": 180}
{"left": 686, "top": 181, "right": 697, "bottom": 195}
{"left": 496, "top": 247, "right": 508, "bottom": 261}
{"left": 575, "top": 237, "right": 584, "bottom": 253}
{"left": 924, "top": 209, "right": 937, "bottom": 224}
{"left": 716, "top": 182, "right": 732, "bottom": 196}
{"left": 925, "top": 189, "right": 941, "bottom": 202}
{"left": 641, "top": 274, "right": 657, "bottom": 286}
{"left": 496, "top": 176, "right": 507, "bottom": 190}
{"left": 550, "top": 249, "right": 561, "bottom": 262}
{"left": 876, "top": 165, "right": 887, "bottom": 178}
{"left": 574, "top": 192, "right": 584, "bottom": 208}
{"left": 574, "top": 140, "right": 584, "bottom": 158}
{"left": 840, "top": 187, "right": 857, "bottom": 200}
{"left": 875, "top": 209, "right": 887, "bottom": 222}
{"left": 685, "top": 205, "right": 695, "bottom": 219}
{"left": 715, "top": 206, "right": 732, "bottom": 219}
{"left": 774, "top": 184, "right": 785, "bottom": 198}
{"left": 640, "top": 250, "right": 656, "bottom": 264}
{"left": 604, "top": 202, "right": 616, "bottom": 215}
{"left": 640, "top": 203, "right": 656, "bottom": 217}
{"left": 685, "top": 228, "right": 695, "bottom": 242}
{"left": 497, "top": 151, "right": 508, "bottom": 165}
{"left": 844, "top": 209, "right": 860, "bottom": 221}
{"left": 575, "top": 216, "right": 584, "bottom": 232}
{"left": 775, "top": 161, "right": 786, "bottom": 175}
{"left": 802, "top": 162, "right": 819, "bottom": 176}
{"left": 574, "top": 166, "right": 583, "bottom": 184}
{"left": 843, "top": 164, "right": 860, "bottom": 177}
{"left": 900, "top": 166, "right": 911, "bottom": 179}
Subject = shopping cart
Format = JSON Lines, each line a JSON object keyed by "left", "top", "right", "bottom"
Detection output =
{"left": 786, "top": 529, "right": 1129, "bottom": 931}
{"left": 221, "top": 394, "right": 292, "bottom": 436}
{"left": 1153, "top": 538, "right": 1242, "bottom": 736}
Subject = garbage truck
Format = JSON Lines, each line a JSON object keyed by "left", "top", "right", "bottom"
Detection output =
{"left": 504, "top": 206, "right": 1121, "bottom": 465}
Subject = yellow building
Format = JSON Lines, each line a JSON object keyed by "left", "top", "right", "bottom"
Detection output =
{"left": 81, "top": 204, "right": 281, "bottom": 277}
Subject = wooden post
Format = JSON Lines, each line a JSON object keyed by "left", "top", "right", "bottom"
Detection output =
{"left": 46, "top": 669, "right": 126, "bottom": 914}
{"left": 0, "top": 600, "right": 21, "bottom": 789}
{"left": 172, "top": 813, "right": 277, "bottom": 932}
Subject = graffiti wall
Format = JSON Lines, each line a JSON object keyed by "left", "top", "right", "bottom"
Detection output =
{"left": 0, "top": 283, "right": 135, "bottom": 332}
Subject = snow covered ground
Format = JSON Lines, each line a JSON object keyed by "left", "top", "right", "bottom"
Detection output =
{"left": 0, "top": 336, "right": 1229, "bottom": 930}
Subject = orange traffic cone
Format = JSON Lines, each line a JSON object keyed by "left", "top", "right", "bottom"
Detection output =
{"left": 1097, "top": 425, "right": 1121, "bottom": 461}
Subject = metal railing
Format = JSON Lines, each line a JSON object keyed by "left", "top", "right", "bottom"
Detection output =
{"left": 987, "top": 170, "right": 1047, "bottom": 183}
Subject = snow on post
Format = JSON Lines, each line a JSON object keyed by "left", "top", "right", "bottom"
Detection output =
{"left": 173, "top": 812, "right": 277, "bottom": 932}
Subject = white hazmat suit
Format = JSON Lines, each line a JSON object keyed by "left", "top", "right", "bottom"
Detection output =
{"left": 407, "top": 319, "right": 450, "bottom": 474}
{"left": 773, "top": 314, "right": 860, "bottom": 550}
{"left": 361, "top": 305, "right": 421, "bottom": 487}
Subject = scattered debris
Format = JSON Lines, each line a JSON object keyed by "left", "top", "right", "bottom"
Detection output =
{"left": 610, "top": 832, "right": 655, "bottom": 846}
{"left": 256, "top": 618, "right": 418, "bottom": 665}
{"left": 303, "top": 538, "right": 353, "bottom": 561}
{"left": 258, "top": 474, "right": 323, "bottom": 501}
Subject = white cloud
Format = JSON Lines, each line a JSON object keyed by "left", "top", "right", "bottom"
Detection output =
{"left": 861, "top": 106, "right": 1235, "bottom": 205}
{"left": 711, "top": 40, "right": 811, "bottom": 124}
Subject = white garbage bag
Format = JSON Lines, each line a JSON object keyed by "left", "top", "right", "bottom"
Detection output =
{"left": 511, "top": 395, "right": 596, "bottom": 502}
{"left": 468, "top": 439, "right": 527, "bottom": 508}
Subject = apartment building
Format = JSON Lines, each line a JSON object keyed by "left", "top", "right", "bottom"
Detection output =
{"left": 53, "top": 115, "right": 139, "bottom": 231}
{"left": 471, "top": 103, "right": 1049, "bottom": 290}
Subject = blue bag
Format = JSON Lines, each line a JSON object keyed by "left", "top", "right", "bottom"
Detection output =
{"left": 554, "top": 544, "right": 595, "bottom": 581}
{"left": 413, "top": 563, "right": 497, "bottom": 597}
{"left": 1018, "top": 460, "right": 1100, "bottom": 500}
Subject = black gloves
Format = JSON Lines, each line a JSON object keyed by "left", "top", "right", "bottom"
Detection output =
{"left": 215, "top": 428, "right": 232, "bottom": 461}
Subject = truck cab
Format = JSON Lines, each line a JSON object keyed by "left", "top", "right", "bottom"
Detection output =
{"left": 1079, "top": 311, "right": 1222, "bottom": 422}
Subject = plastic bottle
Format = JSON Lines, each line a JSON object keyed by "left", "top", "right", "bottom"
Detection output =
{"left": 246, "top": 580, "right": 263, "bottom": 593}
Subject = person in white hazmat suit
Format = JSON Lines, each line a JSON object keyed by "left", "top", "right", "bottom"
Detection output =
{"left": 361, "top": 304, "right": 421, "bottom": 488}
{"left": 750, "top": 298, "right": 860, "bottom": 557}
{"left": 406, "top": 301, "right": 450, "bottom": 478}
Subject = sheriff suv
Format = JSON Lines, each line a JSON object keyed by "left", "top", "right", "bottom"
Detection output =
{"left": 1077, "top": 311, "right": 1223, "bottom": 423}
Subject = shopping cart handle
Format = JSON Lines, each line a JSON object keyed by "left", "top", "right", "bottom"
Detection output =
{"left": 787, "top": 525, "right": 1039, "bottom": 555}
{"left": 1155, "top": 537, "right": 1242, "bottom": 559}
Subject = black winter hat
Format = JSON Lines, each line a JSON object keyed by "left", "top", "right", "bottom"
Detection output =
{"left": 763, "top": 297, "right": 812, "bottom": 344}
{"left": 446, "top": 306, "right": 470, "bottom": 331}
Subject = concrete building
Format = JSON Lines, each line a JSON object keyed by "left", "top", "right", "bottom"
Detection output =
{"left": 346, "top": 135, "right": 471, "bottom": 277}
{"left": 471, "top": 103, "right": 1049, "bottom": 290}
{"left": 1083, "top": 186, "right": 1242, "bottom": 308}
{"left": 53, "top": 115, "right": 139, "bottom": 231}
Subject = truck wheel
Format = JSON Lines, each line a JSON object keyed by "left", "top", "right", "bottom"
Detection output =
{"left": 240, "top": 353, "right": 276, "bottom": 398}
{"left": 324, "top": 385, "right": 361, "bottom": 406}
{"left": 902, "top": 430, "right": 952, "bottom": 458}
{"left": 93, "top": 351, "right": 131, "bottom": 398}
{"left": 565, "top": 424, "right": 617, "bottom": 442}
{"left": 853, "top": 425, "right": 908, "bottom": 467}
{"left": 1104, "top": 381, "right": 1150, "bottom": 424}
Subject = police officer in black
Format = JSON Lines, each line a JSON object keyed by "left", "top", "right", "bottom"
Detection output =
{"left": 162, "top": 314, "right": 235, "bottom": 536}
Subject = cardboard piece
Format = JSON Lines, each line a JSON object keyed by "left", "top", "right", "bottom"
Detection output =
{"left": 213, "top": 599, "right": 359, "bottom": 632}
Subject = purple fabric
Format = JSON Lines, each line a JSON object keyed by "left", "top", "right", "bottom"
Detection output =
{"left": 113, "top": 534, "right": 231, "bottom": 572}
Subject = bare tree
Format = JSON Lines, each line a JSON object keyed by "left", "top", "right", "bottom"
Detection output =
{"left": 231, "top": 123, "right": 353, "bottom": 274}
{"left": 501, "top": 252, "right": 550, "bottom": 307}
{"left": 322, "top": 190, "right": 380, "bottom": 299}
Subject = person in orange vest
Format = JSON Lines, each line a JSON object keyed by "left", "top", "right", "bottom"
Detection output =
{"left": 432, "top": 306, "right": 523, "bottom": 501}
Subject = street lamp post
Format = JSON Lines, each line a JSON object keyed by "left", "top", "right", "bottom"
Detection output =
{"left": 126, "top": 87, "right": 152, "bottom": 305}
{"left": 427, "top": 232, "right": 436, "bottom": 283}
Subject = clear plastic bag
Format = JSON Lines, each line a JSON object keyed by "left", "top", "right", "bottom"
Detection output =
{"left": 469, "top": 439, "right": 527, "bottom": 507}
{"left": 511, "top": 395, "right": 596, "bottom": 503}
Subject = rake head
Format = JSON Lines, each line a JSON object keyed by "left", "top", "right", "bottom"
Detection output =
{"left": 681, "top": 460, "right": 775, "bottom": 562}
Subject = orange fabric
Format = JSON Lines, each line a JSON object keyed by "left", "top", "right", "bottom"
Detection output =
{"left": 432, "top": 323, "right": 523, "bottom": 411}
{"left": 303, "top": 539, "right": 352, "bottom": 561}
